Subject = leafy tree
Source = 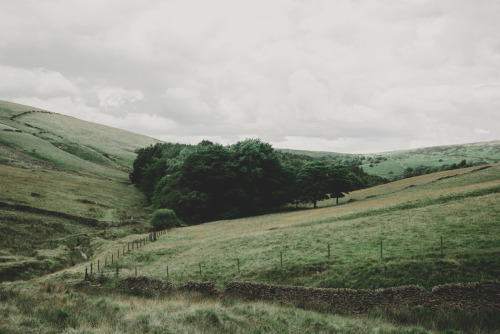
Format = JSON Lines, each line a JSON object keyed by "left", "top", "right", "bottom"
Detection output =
{"left": 149, "top": 209, "right": 183, "bottom": 231}
{"left": 296, "top": 161, "right": 329, "bottom": 208}
{"left": 327, "top": 164, "right": 362, "bottom": 205}
{"left": 230, "top": 139, "right": 290, "bottom": 215}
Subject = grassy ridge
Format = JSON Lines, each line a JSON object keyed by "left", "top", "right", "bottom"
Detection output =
{"left": 44, "top": 164, "right": 500, "bottom": 293}
{"left": 0, "top": 100, "right": 160, "bottom": 177}
{"left": 281, "top": 141, "right": 500, "bottom": 180}
{"left": 0, "top": 101, "right": 156, "bottom": 281}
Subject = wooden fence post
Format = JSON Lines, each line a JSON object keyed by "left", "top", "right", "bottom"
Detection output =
{"left": 98, "top": 260, "right": 100, "bottom": 272}
{"left": 111, "top": 254, "right": 113, "bottom": 264}
{"left": 85, "top": 267, "right": 88, "bottom": 281}
{"left": 117, "top": 249, "right": 119, "bottom": 259}
{"left": 116, "top": 266, "right": 119, "bottom": 279}
{"left": 90, "top": 263, "right": 93, "bottom": 275}
{"left": 280, "top": 251, "right": 283, "bottom": 267}
{"left": 135, "top": 266, "right": 137, "bottom": 276}
{"left": 237, "top": 258, "right": 240, "bottom": 274}
{"left": 441, "top": 236, "right": 443, "bottom": 255}
{"left": 380, "top": 240, "right": 383, "bottom": 260}
{"left": 328, "top": 243, "right": 331, "bottom": 260}
{"left": 167, "top": 266, "right": 169, "bottom": 276}
{"left": 199, "top": 263, "right": 202, "bottom": 275}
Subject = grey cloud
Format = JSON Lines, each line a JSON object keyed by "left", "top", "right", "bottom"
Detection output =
{"left": 0, "top": 0, "right": 498, "bottom": 153}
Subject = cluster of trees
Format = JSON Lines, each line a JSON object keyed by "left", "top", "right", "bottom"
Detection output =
{"left": 403, "top": 159, "right": 483, "bottom": 178}
{"left": 130, "top": 139, "right": 383, "bottom": 224}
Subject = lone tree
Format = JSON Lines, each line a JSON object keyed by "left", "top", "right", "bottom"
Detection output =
{"left": 296, "top": 161, "right": 329, "bottom": 208}
{"left": 149, "top": 209, "right": 183, "bottom": 231}
{"left": 327, "top": 164, "right": 362, "bottom": 205}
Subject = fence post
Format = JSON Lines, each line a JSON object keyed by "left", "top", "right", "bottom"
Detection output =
{"left": 112, "top": 254, "right": 114, "bottom": 264}
{"left": 380, "top": 240, "right": 383, "bottom": 260}
{"left": 237, "top": 258, "right": 240, "bottom": 274}
{"left": 440, "top": 236, "right": 443, "bottom": 255}
{"left": 116, "top": 266, "right": 119, "bottom": 279}
{"left": 90, "top": 263, "right": 93, "bottom": 275}
{"left": 85, "top": 267, "right": 88, "bottom": 281}
{"left": 117, "top": 249, "right": 119, "bottom": 259}
{"left": 167, "top": 266, "right": 169, "bottom": 276}
{"left": 328, "top": 243, "right": 331, "bottom": 260}
{"left": 280, "top": 251, "right": 283, "bottom": 267}
{"left": 135, "top": 266, "right": 137, "bottom": 276}
{"left": 98, "top": 260, "right": 100, "bottom": 272}
{"left": 199, "top": 263, "right": 202, "bottom": 275}
{"left": 123, "top": 245, "right": 125, "bottom": 255}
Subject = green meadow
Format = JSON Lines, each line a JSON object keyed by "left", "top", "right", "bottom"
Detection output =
{"left": 1, "top": 100, "right": 499, "bottom": 333}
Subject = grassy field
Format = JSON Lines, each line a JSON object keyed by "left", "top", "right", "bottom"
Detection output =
{"left": 1, "top": 100, "right": 499, "bottom": 333}
{"left": 2, "top": 283, "right": 458, "bottom": 334}
{"left": 0, "top": 101, "right": 156, "bottom": 282}
{"left": 0, "top": 100, "right": 160, "bottom": 178}
{"left": 282, "top": 141, "right": 500, "bottom": 180}
{"left": 26, "top": 164, "right": 497, "bottom": 293}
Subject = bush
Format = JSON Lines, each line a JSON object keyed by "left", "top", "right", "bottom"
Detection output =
{"left": 149, "top": 209, "right": 182, "bottom": 231}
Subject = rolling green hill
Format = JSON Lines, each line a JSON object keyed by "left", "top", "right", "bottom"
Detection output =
{"left": 280, "top": 141, "right": 500, "bottom": 180}
{"left": 1, "top": 100, "right": 499, "bottom": 333}
{"left": 0, "top": 100, "right": 160, "bottom": 282}
{"left": 0, "top": 100, "right": 160, "bottom": 178}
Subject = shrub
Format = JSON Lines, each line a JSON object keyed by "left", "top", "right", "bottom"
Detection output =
{"left": 149, "top": 209, "right": 182, "bottom": 231}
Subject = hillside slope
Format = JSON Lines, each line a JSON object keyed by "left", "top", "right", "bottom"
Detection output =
{"left": 43, "top": 163, "right": 500, "bottom": 291}
{"left": 280, "top": 141, "right": 500, "bottom": 180}
{"left": 0, "top": 100, "right": 159, "bottom": 281}
{"left": 0, "top": 100, "right": 160, "bottom": 178}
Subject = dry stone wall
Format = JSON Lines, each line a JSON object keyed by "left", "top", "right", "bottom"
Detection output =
{"left": 114, "top": 277, "right": 500, "bottom": 312}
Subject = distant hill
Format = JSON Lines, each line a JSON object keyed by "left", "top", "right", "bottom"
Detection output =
{"left": 2, "top": 99, "right": 499, "bottom": 182}
{"left": 279, "top": 141, "right": 500, "bottom": 180}
{"left": 0, "top": 100, "right": 161, "bottom": 179}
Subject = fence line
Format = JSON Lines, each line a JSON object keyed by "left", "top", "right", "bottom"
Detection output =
{"left": 85, "top": 229, "right": 165, "bottom": 280}
{"left": 85, "top": 234, "right": 446, "bottom": 281}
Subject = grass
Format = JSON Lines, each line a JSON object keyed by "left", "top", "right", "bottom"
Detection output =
{"left": 0, "top": 164, "right": 149, "bottom": 221}
{"left": 0, "top": 283, "right": 443, "bottom": 334}
{"left": 284, "top": 141, "right": 500, "bottom": 180}
{"left": 362, "top": 142, "right": 500, "bottom": 180}
{"left": 1, "top": 100, "right": 499, "bottom": 333}
{"left": 42, "top": 164, "right": 500, "bottom": 292}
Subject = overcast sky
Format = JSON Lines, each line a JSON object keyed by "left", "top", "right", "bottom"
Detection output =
{"left": 1, "top": 0, "right": 499, "bottom": 153}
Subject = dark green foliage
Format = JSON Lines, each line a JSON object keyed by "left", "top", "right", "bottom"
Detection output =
{"left": 131, "top": 139, "right": 385, "bottom": 223}
{"left": 130, "top": 143, "right": 188, "bottom": 201}
{"left": 149, "top": 209, "right": 182, "bottom": 231}
{"left": 296, "top": 161, "right": 330, "bottom": 208}
{"left": 327, "top": 164, "right": 362, "bottom": 204}
{"left": 133, "top": 139, "right": 296, "bottom": 224}
{"left": 403, "top": 159, "right": 482, "bottom": 179}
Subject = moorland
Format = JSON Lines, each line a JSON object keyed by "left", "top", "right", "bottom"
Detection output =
{"left": 0, "top": 100, "right": 499, "bottom": 334}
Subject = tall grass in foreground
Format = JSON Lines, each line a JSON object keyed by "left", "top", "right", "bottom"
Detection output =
{"left": 1, "top": 282, "right": 499, "bottom": 334}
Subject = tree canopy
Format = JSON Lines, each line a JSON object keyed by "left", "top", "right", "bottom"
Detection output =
{"left": 130, "top": 139, "right": 386, "bottom": 224}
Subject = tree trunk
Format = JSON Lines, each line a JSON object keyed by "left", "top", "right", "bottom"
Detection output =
{"left": 313, "top": 200, "right": 317, "bottom": 208}
{"left": 336, "top": 197, "right": 339, "bottom": 205}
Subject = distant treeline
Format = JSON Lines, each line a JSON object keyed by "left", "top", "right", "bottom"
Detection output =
{"left": 130, "top": 140, "right": 388, "bottom": 224}
{"left": 403, "top": 159, "right": 487, "bottom": 179}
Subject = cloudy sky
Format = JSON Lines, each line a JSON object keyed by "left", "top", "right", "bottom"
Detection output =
{"left": 1, "top": 0, "right": 499, "bottom": 153}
